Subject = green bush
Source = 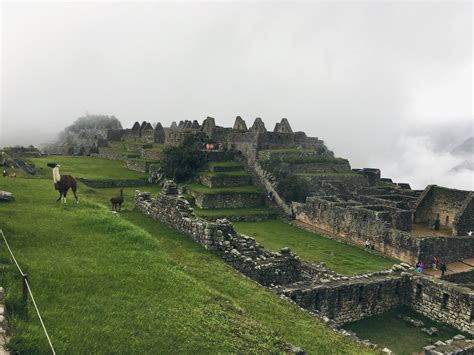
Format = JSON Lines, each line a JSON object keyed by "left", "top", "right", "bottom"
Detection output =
{"left": 161, "top": 136, "right": 206, "bottom": 182}
{"left": 276, "top": 171, "right": 308, "bottom": 203}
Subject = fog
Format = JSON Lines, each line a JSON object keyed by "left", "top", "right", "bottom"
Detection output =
{"left": 1, "top": 1, "right": 472, "bottom": 190}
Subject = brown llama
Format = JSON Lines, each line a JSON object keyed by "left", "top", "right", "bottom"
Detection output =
{"left": 48, "top": 163, "right": 78, "bottom": 203}
{"left": 111, "top": 189, "right": 124, "bottom": 211}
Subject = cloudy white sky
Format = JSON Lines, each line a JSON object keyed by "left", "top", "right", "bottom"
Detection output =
{"left": 1, "top": 1, "right": 473, "bottom": 190}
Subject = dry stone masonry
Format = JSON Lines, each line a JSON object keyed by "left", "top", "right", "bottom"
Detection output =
{"left": 135, "top": 181, "right": 301, "bottom": 286}
{"left": 135, "top": 181, "right": 474, "bottom": 335}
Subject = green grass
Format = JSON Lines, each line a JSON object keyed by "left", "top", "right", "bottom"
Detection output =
{"left": 199, "top": 170, "right": 249, "bottom": 177}
{"left": 194, "top": 207, "right": 275, "bottom": 217}
{"left": 26, "top": 156, "right": 148, "bottom": 180}
{"left": 234, "top": 220, "right": 395, "bottom": 275}
{"left": 344, "top": 306, "right": 466, "bottom": 354}
{"left": 187, "top": 184, "right": 261, "bottom": 195}
{"left": 0, "top": 161, "right": 375, "bottom": 354}
{"left": 145, "top": 144, "right": 165, "bottom": 152}
{"left": 207, "top": 161, "right": 242, "bottom": 168}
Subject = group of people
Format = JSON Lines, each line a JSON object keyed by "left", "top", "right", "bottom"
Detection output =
{"left": 416, "top": 256, "right": 447, "bottom": 275}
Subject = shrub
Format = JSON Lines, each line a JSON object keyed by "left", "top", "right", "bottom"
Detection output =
{"left": 160, "top": 136, "right": 206, "bottom": 182}
{"left": 277, "top": 171, "right": 308, "bottom": 203}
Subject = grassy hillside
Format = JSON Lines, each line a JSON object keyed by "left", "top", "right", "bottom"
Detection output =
{"left": 26, "top": 156, "right": 148, "bottom": 180}
{"left": 0, "top": 157, "right": 375, "bottom": 353}
{"left": 234, "top": 220, "right": 395, "bottom": 275}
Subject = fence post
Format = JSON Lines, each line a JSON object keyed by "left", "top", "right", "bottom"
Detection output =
{"left": 22, "top": 273, "right": 28, "bottom": 300}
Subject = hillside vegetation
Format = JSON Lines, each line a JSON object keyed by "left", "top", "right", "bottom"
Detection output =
{"left": 0, "top": 157, "right": 375, "bottom": 353}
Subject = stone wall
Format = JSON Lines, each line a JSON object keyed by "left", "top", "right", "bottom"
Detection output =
{"left": 124, "top": 159, "right": 156, "bottom": 173}
{"left": 418, "top": 236, "right": 474, "bottom": 266}
{"left": 294, "top": 197, "right": 420, "bottom": 261}
{"left": 405, "top": 274, "right": 474, "bottom": 334}
{"left": 424, "top": 335, "right": 474, "bottom": 354}
{"left": 134, "top": 187, "right": 301, "bottom": 286}
{"left": 453, "top": 193, "right": 474, "bottom": 236}
{"left": 296, "top": 173, "right": 368, "bottom": 195}
{"left": 442, "top": 269, "right": 474, "bottom": 288}
{"left": 294, "top": 195, "right": 474, "bottom": 265}
{"left": 415, "top": 185, "right": 471, "bottom": 230}
{"left": 281, "top": 269, "right": 474, "bottom": 334}
{"left": 190, "top": 190, "right": 264, "bottom": 209}
{"left": 199, "top": 174, "right": 252, "bottom": 188}
{"left": 98, "top": 147, "right": 126, "bottom": 161}
{"left": 281, "top": 274, "right": 406, "bottom": 324}
{"left": 77, "top": 178, "right": 149, "bottom": 188}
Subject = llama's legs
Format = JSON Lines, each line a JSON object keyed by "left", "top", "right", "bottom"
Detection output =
{"left": 72, "top": 188, "right": 79, "bottom": 203}
{"left": 56, "top": 191, "right": 62, "bottom": 202}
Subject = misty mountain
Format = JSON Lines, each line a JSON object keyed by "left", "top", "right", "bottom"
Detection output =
{"left": 450, "top": 160, "right": 474, "bottom": 172}
{"left": 451, "top": 137, "right": 474, "bottom": 157}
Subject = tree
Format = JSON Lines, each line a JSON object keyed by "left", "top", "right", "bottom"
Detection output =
{"left": 277, "top": 171, "right": 308, "bottom": 203}
{"left": 160, "top": 136, "right": 206, "bottom": 183}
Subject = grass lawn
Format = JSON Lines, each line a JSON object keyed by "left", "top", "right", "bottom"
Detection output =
{"left": 344, "top": 306, "right": 466, "bottom": 354}
{"left": 0, "top": 161, "right": 375, "bottom": 354}
{"left": 234, "top": 220, "right": 395, "bottom": 275}
{"left": 207, "top": 161, "right": 242, "bottom": 168}
{"left": 199, "top": 170, "right": 249, "bottom": 177}
{"left": 186, "top": 184, "right": 261, "bottom": 195}
{"left": 26, "top": 156, "right": 148, "bottom": 180}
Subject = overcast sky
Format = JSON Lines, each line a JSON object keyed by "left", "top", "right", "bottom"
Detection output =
{"left": 1, "top": 1, "right": 473, "bottom": 190}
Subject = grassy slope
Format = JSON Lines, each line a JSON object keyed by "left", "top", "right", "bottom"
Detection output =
{"left": 26, "top": 156, "right": 148, "bottom": 180}
{"left": 344, "top": 306, "right": 465, "bottom": 354}
{"left": 0, "top": 160, "right": 374, "bottom": 354}
{"left": 234, "top": 220, "right": 395, "bottom": 275}
{"left": 207, "top": 161, "right": 242, "bottom": 168}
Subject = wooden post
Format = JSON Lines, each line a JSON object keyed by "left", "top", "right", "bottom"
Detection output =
{"left": 22, "top": 273, "right": 28, "bottom": 300}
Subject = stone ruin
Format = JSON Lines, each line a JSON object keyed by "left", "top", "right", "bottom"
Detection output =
{"left": 134, "top": 186, "right": 474, "bottom": 337}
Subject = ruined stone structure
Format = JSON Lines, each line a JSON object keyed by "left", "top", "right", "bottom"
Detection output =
{"left": 134, "top": 184, "right": 301, "bottom": 286}
{"left": 134, "top": 185, "right": 474, "bottom": 335}
{"left": 293, "top": 184, "right": 474, "bottom": 265}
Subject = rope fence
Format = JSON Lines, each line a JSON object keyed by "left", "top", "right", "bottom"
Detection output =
{"left": 0, "top": 229, "right": 56, "bottom": 355}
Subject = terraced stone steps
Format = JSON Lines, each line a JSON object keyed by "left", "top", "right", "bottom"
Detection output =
{"left": 208, "top": 162, "right": 244, "bottom": 173}
{"left": 187, "top": 184, "right": 264, "bottom": 209}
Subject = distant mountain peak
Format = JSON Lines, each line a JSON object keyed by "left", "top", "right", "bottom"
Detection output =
{"left": 451, "top": 137, "right": 474, "bottom": 156}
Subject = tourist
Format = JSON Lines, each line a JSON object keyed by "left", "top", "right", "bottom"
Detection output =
{"left": 365, "top": 239, "right": 371, "bottom": 249}
{"left": 416, "top": 260, "right": 424, "bottom": 273}
{"left": 432, "top": 256, "right": 439, "bottom": 270}
{"left": 440, "top": 261, "right": 447, "bottom": 276}
{"left": 267, "top": 191, "right": 273, "bottom": 201}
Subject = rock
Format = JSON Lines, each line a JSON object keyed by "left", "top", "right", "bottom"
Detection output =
{"left": 381, "top": 348, "right": 392, "bottom": 354}
{"left": 0, "top": 191, "right": 12, "bottom": 201}
{"left": 287, "top": 344, "right": 306, "bottom": 354}
{"left": 453, "top": 334, "right": 466, "bottom": 340}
